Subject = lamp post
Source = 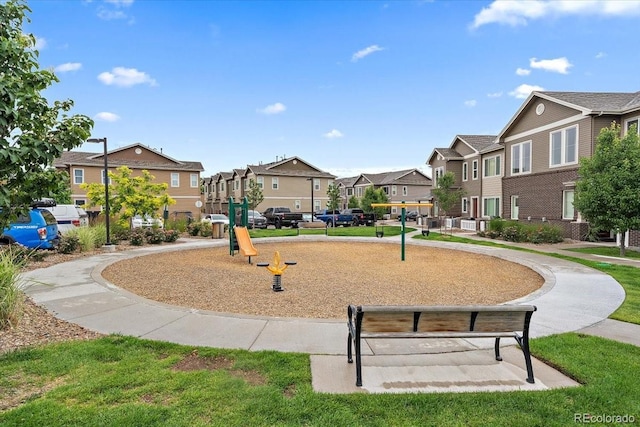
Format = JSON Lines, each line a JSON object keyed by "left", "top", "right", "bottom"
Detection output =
{"left": 87, "top": 137, "right": 111, "bottom": 247}
{"left": 306, "top": 178, "right": 314, "bottom": 218}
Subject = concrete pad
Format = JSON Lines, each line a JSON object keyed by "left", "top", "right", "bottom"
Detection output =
{"left": 251, "top": 319, "right": 345, "bottom": 353}
{"left": 311, "top": 347, "right": 580, "bottom": 394}
{"left": 366, "top": 337, "right": 476, "bottom": 354}
{"left": 143, "top": 312, "right": 267, "bottom": 349}
{"left": 24, "top": 283, "right": 110, "bottom": 303}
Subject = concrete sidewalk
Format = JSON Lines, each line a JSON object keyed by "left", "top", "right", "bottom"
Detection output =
{"left": 19, "top": 235, "right": 638, "bottom": 394}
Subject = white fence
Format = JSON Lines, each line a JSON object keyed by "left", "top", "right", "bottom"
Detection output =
{"left": 460, "top": 219, "right": 477, "bottom": 232}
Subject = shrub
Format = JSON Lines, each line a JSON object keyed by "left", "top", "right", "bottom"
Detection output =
{"left": 146, "top": 228, "right": 165, "bottom": 244}
{"left": 129, "top": 228, "right": 146, "bottom": 246}
{"left": 58, "top": 234, "right": 80, "bottom": 254}
{"left": 187, "top": 221, "right": 202, "bottom": 236}
{"left": 0, "top": 248, "right": 24, "bottom": 329}
{"left": 164, "top": 229, "right": 180, "bottom": 242}
{"left": 488, "top": 217, "right": 505, "bottom": 233}
{"left": 199, "top": 223, "right": 213, "bottom": 238}
{"left": 166, "top": 218, "right": 190, "bottom": 233}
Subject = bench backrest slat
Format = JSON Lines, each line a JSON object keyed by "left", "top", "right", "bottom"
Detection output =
{"left": 355, "top": 305, "right": 535, "bottom": 334}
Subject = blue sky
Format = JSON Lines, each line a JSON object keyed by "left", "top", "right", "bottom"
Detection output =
{"left": 26, "top": 0, "right": 640, "bottom": 178}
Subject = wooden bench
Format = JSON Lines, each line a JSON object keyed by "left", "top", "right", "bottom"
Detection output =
{"left": 347, "top": 304, "right": 537, "bottom": 387}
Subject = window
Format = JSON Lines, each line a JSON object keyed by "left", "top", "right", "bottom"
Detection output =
{"left": 625, "top": 118, "right": 639, "bottom": 135}
{"left": 74, "top": 199, "right": 86, "bottom": 207}
{"left": 391, "top": 185, "right": 397, "bottom": 196}
{"left": 73, "top": 169, "right": 84, "bottom": 184}
{"left": 462, "top": 163, "right": 468, "bottom": 181}
{"left": 402, "top": 186, "right": 408, "bottom": 196}
{"left": 295, "top": 200, "right": 301, "bottom": 210}
{"left": 171, "top": 173, "right": 179, "bottom": 187}
{"left": 511, "top": 141, "right": 531, "bottom": 175}
{"left": 563, "top": 190, "right": 575, "bottom": 220}
{"left": 244, "top": 179, "right": 249, "bottom": 190}
{"left": 314, "top": 200, "right": 321, "bottom": 211}
{"left": 314, "top": 179, "right": 320, "bottom": 191}
{"left": 550, "top": 125, "right": 578, "bottom": 167}
{"left": 382, "top": 186, "right": 389, "bottom": 194}
{"left": 511, "top": 195, "right": 519, "bottom": 220}
{"left": 347, "top": 188, "right": 353, "bottom": 196}
{"left": 256, "top": 176, "right": 264, "bottom": 189}
{"left": 272, "top": 177, "right": 279, "bottom": 190}
{"left": 472, "top": 160, "right": 478, "bottom": 180}
{"left": 483, "top": 197, "right": 500, "bottom": 218}
{"left": 356, "top": 187, "right": 362, "bottom": 197}
{"left": 462, "top": 198, "right": 468, "bottom": 214}
{"left": 220, "top": 182, "right": 225, "bottom": 192}
{"left": 102, "top": 170, "right": 112, "bottom": 185}
{"left": 483, "top": 155, "right": 501, "bottom": 177}
{"left": 234, "top": 179, "right": 240, "bottom": 190}
{"left": 434, "top": 167, "right": 444, "bottom": 185}
{"left": 190, "top": 174, "right": 198, "bottom": 188}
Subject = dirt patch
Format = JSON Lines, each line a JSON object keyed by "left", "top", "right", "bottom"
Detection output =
{"left": 102, "top": 241, "right": 544, "bottom": 319}
{"left": 172, "top": 349, "right": 266, "bottom": 386}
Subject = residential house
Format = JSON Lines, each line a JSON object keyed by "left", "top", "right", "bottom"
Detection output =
{"left": 427, "top": 135, "right": 500, "bottom": 226}
{"left": 335, "top": 176, "right": 358, "bottom": 210}
{"left": 54, "top": 143, "right": 204, "bottom": 218}
{"left": 351, "top": 169, "right": 433, "bottom": 218}
{"left": 203, "top": 156, "right": 336, "bottom": 214}
{"left": 498, "top": 90, "right": 640, "bottom": 243}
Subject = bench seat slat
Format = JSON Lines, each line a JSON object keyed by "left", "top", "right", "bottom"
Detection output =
{"left": 360, "top": 331, "right": 519, "bottom": 339}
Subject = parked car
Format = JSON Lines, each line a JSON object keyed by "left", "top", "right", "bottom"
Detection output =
{"left": 302, "top": 213, "right": 324, "bottom": 223}
{"left": 43, "top": 204, "right": 89, "bottom": 233}
{"left": 0, "top": 206, "right": 60, "bottom": 249}
{"left": 262, "top": 207, "right": 303, "bottom": 229}
{"left": 202, "top": 213, "right": 230, "bottom": 225}
{"left": 341, "top": 208, "right": 376, "bottom": 226}
{"left": 247, "top": 210, "right": 267, "bottom": 229}
{"left": 405, "top": 210, "right": 419, "bottom": 221}
{"left": 131, "top": 215, "right": 164, "bottom": 228}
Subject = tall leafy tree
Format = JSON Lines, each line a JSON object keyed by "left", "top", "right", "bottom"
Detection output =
{"left": 574, "top": 123, "right": 640, "bottom": 256}
{"left": 360, "top": 186, "right": 389, "bottom": 220}
{"left": 82, "top": 166, "right": 175, "bottom": 227}
{"left": 0, "top": 0, "right": 93, "bottom": 228}
{"left": 347, "top": 195, "right": 359, "bottom": 209}
{"left": 431, "top": 171, "right": 466, "bottom": 233}
{"left": 246, "top": 179, "right": 264, "bottom": 210}
{"left": 326, "top": 183, "right": 341, "bottom": 210}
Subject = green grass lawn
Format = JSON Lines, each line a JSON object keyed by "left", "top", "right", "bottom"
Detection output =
{"left": 249, "top": 225, "right": 413, "bottom": 238}
{"left": 2, "top": 229, "right": 639, "bottom": 425}
{"left": 1, "top": 334, "right": 639, "bottom": 426}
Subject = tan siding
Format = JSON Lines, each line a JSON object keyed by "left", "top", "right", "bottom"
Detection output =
{"left": 508, "top": 98, "right": 582, "bottom": 135}
{"left": 108, "top": 147, "right": 176, "bottom": 163}
{"left": 482, "top": 176, "right": 501, "bottom": 197}
{"left": 452, "top": 140, "right": 475, "bottom": 156}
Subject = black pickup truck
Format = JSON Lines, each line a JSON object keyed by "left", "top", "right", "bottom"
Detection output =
{"left": 341, "top": 208, "right": 376, "bottom": 226}
{"left": 262, "top": 207, "right": 303, "bottom": 229}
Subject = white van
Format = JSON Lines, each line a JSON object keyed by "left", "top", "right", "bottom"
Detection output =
{"left": 44, "top": 205, "right": 89, "bottom": 233}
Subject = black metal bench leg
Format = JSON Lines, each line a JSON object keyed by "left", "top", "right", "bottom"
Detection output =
{"left": 355, "top": 337, "right": 362, "bottom": 387}
{"left": 347, "top": 332, "right": 353, "bottom": 363}
{"left": 494, "top": 337, "right": 502, "bottom": 361}
{"left": 521, "top": 335, "right": 535, "bottom": 384}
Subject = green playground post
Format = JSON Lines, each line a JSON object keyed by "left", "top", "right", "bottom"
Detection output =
{"left": 229, "top": 197, "right": 249, "bottom": 255}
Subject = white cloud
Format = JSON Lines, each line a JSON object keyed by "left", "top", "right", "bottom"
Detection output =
{"left": 464, "top": 100, "right": 477, "bottom": 107}
{"left": 34, "top": 36, "right": 46, "bottom": 51}
{"left": 55, "top": 62, "right": 82, "bottom": 73}
{"left": 105, "top": 0, "right": 134, "bottom": 5}
{"left": 257, "top": 102, "right": 286, "bottom": 115}
{"left": 516, "top": 67, "right": 531, "bottom": 76}
{"left": 94, "top": 112, "right": 120, "bottom": 122}
{"left": 351, "top": 45, "right": 384, "bottom": 62}
{"left": 530, "top": 57, "right": 572, "bottom": 74}
{"left": 487, "top": 91, "right": 503, "bottom": 98}
{"left": 595, "top": 51, "right": 607, "bottom": 59}
{"left": 471, "top": 0, "right": 640, "bottom": 29}
{"left": 97, "top": 67, "right": 157, "bottom": 87}
{"left": 97, "top": 0, "right": 134, "bottom": 21}
{"left": 509, "top": 83, "right": 545, "bottom": 99}
{"left": 323, "top": 129, "right": 344, "bottom": 139}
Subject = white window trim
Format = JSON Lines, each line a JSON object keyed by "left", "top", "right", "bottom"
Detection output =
{"left": 482, "top": 197, "right": 500, "bottom": 218}
{"left": 549, "top": 124, "right": 578, "bottom": 168}
{"left": 624, "top": 116, "right": 640, "bottom": 135}
{"left": 472, "top": 160, "right": 478, "bottom": 180}
{"left": 102, "top": 170, "right": 112, "bottom": 185}
{"left": 294, "top": 200, "right": 301, "bottom": 210}
{"left": 511, "top": 195, "right": 519, "bottom": 220}
{"left": 563, "top": 190, "right": 575, "bottom": 220}
{"left": 511, "top": 141, "right": 532, "bottom": 176}
{"left": 461, "top": 197, "right": 468, "bottom": 214}
{"left": 257, "top": 176, "right": 264, "bottom": 189}
{"left": 314, "top": 179, "right": 320, "bottom": 191}
{"left": 190, "top": 173, "right": 198, "bottom": 188}
{"left": 402, "top": 186, "right": 408, "bottom": 196}
{"left": 462, "top": 162, "right": 468, "bottom": 182}
{"left": 73, "top": 168, "right": 84, "bottom": 185}
{"left": 170, "top": 173, "right": 180, "bottom": 188}
{"left": 272, "top": 177, "right": 279, "bottom": 190}
{"left": 483, "top": 155, "right": 501, "bottom": 178}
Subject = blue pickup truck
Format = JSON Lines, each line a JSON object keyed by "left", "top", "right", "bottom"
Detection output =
{"left": 314, "top": 209, "right": 358, "bottom": 227}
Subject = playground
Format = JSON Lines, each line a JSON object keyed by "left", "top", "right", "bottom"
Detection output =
{"left": 101, "top": 239, "right": 544, "bottom": 319}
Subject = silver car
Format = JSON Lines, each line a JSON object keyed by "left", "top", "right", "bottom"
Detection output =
{"left": 247, "top": 210, "right": 267, "bottom": 229}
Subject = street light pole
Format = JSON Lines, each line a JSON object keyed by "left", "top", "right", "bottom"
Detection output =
{"left": 306, "top": 178, "right": 314, "bottom": 218}
{"left": 87, "top": 137, "right": 111, "bottom": 246}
